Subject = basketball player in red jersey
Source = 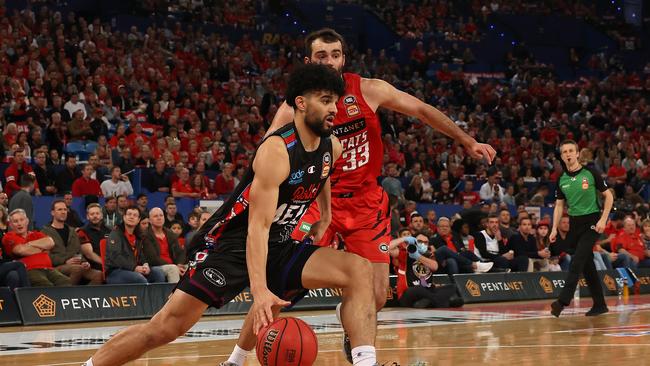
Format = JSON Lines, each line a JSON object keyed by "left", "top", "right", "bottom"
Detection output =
{"left": 221, "top": 29, "right": 496, "bottom": 365}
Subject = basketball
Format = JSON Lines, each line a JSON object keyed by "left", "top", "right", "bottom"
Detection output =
{"left": 256, "top": 317, "right": 318, "bottom": 366}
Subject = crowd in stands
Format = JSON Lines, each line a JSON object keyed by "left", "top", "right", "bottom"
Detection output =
{"left": 0, "top": 2, "right": 647, "bottom": 293}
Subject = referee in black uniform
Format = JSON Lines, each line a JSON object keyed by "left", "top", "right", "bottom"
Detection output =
{"left": 549, "top": 140, "right": 613, "bottom": 317}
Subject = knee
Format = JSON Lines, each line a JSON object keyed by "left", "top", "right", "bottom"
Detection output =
{"left": 345, "top": 257, "right": 373, "bottom": 287}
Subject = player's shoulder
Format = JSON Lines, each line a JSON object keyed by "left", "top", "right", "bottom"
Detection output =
{"left": 257, "top": 135, "right": 288, "bottom": 157}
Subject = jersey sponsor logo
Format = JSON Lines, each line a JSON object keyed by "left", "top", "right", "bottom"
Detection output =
{"left": 203, "top": 268, "right": 226, "bottom": 287}
{"left": 343, "top": 95, "right": 356, "bottom": 105}
{"left": 299, "top": 222, "right": 312, "bottom": 233}
{"left": 307, "top": 165, "right": 316, "bottom": 174}
{"left": 289, "top": 169, "right": 305, "bottom": 185}
{"left": 582, "top": 177, "right": 589, "bottom": 190}
{"left": 292, "top": 183, "right": 322, "bottom": 202}
{"left": 321, "top": 152, "right": 331, "bottom": 178}
{"left": 346, "top": 104, "right": 360, "bottom": 117}
{"left": 331, "top": 118, "right": 366, "bottom": 137}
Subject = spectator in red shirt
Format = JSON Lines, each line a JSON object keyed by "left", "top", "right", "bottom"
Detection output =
{"left": 142, "top": 208, "right": 187, "bottom": 283}
{"left": 456, "top": 180, "right": 480, "bottom": 206}
{"left": 2, "top": 208, "right": 70, "bottom": 286}
{"left": 72, "top": 164, "right": 103, "bottom": 197}
{"left": 171, "top": 168, "right": 200, "bottom": 199}
{"left": 213, "top": 162, "right": 235, "bottom": 197}
{"left": 614, "top": 218, "right": 650, "bottom": 269}
{"left": 4, "top": 149, "right": 39, "bottom": 197}
{"left": 607, "top": 158, "right": 627, "bottom": 182}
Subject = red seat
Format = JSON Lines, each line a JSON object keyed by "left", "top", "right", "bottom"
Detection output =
{"left": 99, "top": 238, "right": 107, "bottom": 282}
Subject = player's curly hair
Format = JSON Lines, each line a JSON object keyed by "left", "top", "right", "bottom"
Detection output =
{"left": 285, "top": 63, "right": 345, "bottom": 108}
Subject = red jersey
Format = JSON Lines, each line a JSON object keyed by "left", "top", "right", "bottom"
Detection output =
{"left": 330, "top": 73, "right": 383, "bottom": 194}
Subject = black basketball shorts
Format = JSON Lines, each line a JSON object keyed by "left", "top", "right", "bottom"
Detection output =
{"left": 176, "top": 241, "right": 320, "bottom": 308}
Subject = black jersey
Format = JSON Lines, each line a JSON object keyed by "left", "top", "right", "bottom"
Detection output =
{"left": 188, "top": 123, "right": 333, "bottom": 254}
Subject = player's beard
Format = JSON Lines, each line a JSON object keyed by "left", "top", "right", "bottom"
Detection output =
{"left": 305, "top": 111, "right": 333, "bottom": 137}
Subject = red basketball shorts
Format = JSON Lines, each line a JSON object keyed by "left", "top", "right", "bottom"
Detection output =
{"left": 292, "top": 185, "right": 391, "bottom": 264}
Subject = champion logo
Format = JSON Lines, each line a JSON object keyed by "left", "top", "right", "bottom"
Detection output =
{"left": 307, "top": 165, "right": 316, "bottom": 174}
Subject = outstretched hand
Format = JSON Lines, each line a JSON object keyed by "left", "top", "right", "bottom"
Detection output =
{"left": 466, "top": 141, "right": 497, "bottom": 165}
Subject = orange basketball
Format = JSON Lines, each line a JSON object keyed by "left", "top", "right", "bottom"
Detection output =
{"left": 256, "top": 317, "right": 318, "bottom": 366}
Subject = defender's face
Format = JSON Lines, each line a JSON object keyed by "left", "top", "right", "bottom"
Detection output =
{"left": 308, "top": 39, "right": 345, "bottom": 73}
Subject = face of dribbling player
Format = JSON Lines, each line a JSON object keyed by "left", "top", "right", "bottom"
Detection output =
{"left": 301, "top": 91, "right": 338, "bottom": 137}
{"left": 307, "top": 39, "right": 345, "bottom": 74}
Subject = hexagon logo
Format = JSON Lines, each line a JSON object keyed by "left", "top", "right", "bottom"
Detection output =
{"left": 539, "top": 276, "right": 554, "bottom": 294}
{"left": 603, "top": 275, "right": 617, "bottom": 292}
{"left": 465, "top": 279, "right": 481, "bottom": 297}
{"left": 33, "top": 294, "right": 56, "bottom": 318}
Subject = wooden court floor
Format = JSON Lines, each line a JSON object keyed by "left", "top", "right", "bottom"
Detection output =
{"left": 2, "top": 295, "right": 650, "bottom": 366}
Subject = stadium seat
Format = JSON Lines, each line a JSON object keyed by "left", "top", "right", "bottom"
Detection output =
{"left": 100, "top": 238, "right": 107, "bottom": 282}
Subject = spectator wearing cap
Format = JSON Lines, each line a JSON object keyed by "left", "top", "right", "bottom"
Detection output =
{"left": 41, "top": 200, "right": 103, "bottom": 285}
{"left": 146, "top": 159, "right": 171, "bottom": 193}
{"left": 2, "top": 209, "right": 70, "bottom": 287}
{"left": 479, "top": 171, "right": 505, "bottom": 203}
{"left": 100, "top": 166, "right": 134, "bottom": 198}
{"left": 72, "top": 164, "right": 102, "bottom": 197}
{"left": 8, "top": 175, "right": 35, "bottom": 230}
{"left": 5, "top": 149, "right": 39, "bottom": 197}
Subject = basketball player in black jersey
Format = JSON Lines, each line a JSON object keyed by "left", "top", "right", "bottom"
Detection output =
{"left": 84, "top": 64, "right": 379, "bottom": 366}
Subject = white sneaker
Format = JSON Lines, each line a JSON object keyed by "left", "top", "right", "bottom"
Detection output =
{"left": 474, "top": 261, "right": 494, "bottom": 273}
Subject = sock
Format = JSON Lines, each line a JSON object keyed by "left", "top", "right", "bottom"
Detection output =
{"left": 226, "top": 344, "right": 249, "bottom": 365}
{"left": 83, "top": 359, "right": 94, "bottom": 366}
{"left": 352, "top": 345, "right": 376, "bottom": 366}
